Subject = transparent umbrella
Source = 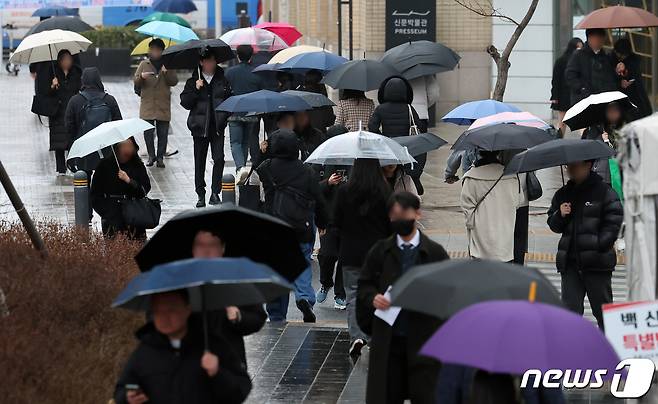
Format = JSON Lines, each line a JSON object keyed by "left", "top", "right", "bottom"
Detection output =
{"left": 220, "top": 27, "right": 288, "bottom": 51}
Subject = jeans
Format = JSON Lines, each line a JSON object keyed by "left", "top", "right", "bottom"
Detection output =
{"left": 267, "top": 240, "right": 316, "bottom": 321}
{"left": 343, "top": 266, "right": 369, "bottom": 343}
{"left": 560, "top": 268, "right": 612, "bottom": 330}
{"left": 144, "top": 120, "right": 169, "bottom": 161}
{"left": 193, "top": 133, "right": 224, "bottom": 196}
{"left": 228, "top": 120, "right": 260, "bottom": 170}
{"left": 55, "top": 150, "right": 66, "bottom": 173}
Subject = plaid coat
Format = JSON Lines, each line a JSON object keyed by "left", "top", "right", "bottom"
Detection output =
{"left": 335, "top": 98, "right": 375, "bottom": 131}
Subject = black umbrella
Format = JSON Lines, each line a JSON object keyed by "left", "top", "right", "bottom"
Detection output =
{"left": 393, "top": 132, "right": 448, "bottom": 156}
{"left": 389, "top": 259, "right": 562, "bottom": 319}
{"left": 451, "top": 123, "right": 554, "bottom": 152}
{"left": 134, "top": 205, "right": 307, "bottom": 282}
{"left": 162, "top": 39, "right": 235, "bottom": 69}
{"left": 282, "top": 90, "right": 336, "bottom": 108}
{"left": 26, "top": 16, "right": 94, "bottom": 36}
{"left": 503, "top": 139, "right": 615, "bottom": 175}
{"left": 321, "top": 59, "right": 398, "bottom": 91}
{"left": 381, "top": 40, "right": 460, "bottom": 79}
{"left": 398, "top": 63, "right": 454, "bottom": 81}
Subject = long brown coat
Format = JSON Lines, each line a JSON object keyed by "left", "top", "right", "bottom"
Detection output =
{"left": 134, "top": 59, "right": 178, "bottom": 122}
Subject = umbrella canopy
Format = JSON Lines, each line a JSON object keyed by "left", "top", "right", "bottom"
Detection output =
{"left": 452, "top": 123, "right": 554, "bottom": 152}
{"left": 252, "top": 63, "right": 283, "bottom": 73}
{"left": 134, "top": 204, "right": 308, "bottom": 282}
{"left": 217, "top": 90, "right": 312, "bottom": 114}
{"left": 219, "top": 27, "right": 288, "bottom": 52}
{"left": 305, "top": 129, "right": 416, "bottom": 166}
{"left": 253, "top": 22, "right": 302, "bottom": 45}
{"left": 67, "top": 119, "right": 154, "bottom": 161}
{"left": 136, "top": 21, "right": 199, "bottom": 42}
{"left": 390, "top": 260, "right": 562, "bottom": 319}
{"left": 113, "top": 258, "right": 293, "bottom": 311}
{"left": 10, "top": 29, "right": 91, "bottom": 64}
{"left": 278, "top": 51, "right": 348, "bottom": 73}
{"left": 381, "top": 40, "right": 460, "bottom": 80}
{"left": 469, "top": 111, "right": 550, "bottom": 131}
{"left": 131, "top": 37, "right": 177, "bottom": 56}
{"left": 421, "top": 301, "right": 620, "bottom": 375}
{"left": 503, "top": 139, "right": 616, "bottom": 175}
{"left": 268, "top": 45, "right": 325, "bottom": 64}
{"left": 152, "top": 0, "right": 198, "bottom": 14}
{"left": 563, "top": 91, "right": 636, "bottom": 131}
{"left": 161, "top": 39, "right": 234, "bottom": 69}
{"left": 26, "top": 16, "right": 93, "bottom": 36}
{"left": 321, "top": 59, "right": 399, "bottom": 91}
{"left": 575, "top": 5, "right": 658, "bottom": 29}
{"left": 32, "top": 6, "right": 78, "bottom": 18}
{"left": 140, "top": 12, "right": 191, "bottom": 28}
{"left": 393, "top": 133, "right": 448, "bottom": 157}
{"left": 282, "top": 90, "right": 335, "bottom": 108}
{"left": 442, "top": 99, "right": 522, "bottom": 125}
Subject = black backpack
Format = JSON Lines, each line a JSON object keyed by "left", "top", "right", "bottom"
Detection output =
{"left": 80, "top": 92, "right": 112, "bottom": 136}
{"left": 271, "top": 177, "right": 316, "bottom": 242}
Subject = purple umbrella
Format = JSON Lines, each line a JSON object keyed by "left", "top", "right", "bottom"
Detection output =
{"left": 421, "top": 301, "right": 619, "bottom": 377}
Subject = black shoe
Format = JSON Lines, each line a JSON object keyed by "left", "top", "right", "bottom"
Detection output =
{"left": 156, "top": 160, "right": 165, "bottom": 168}
{"left": 296, "top": 299, "right": 316, "bottom": 323}
{"left": 146, "top": 159, "right": 155, "bottom": 167}
{"left": 349, "top": 338, "right": 366, "bottom": 360}
{"left": 209, "top": 193, "right": 221, "bottom": 205}
{"left": 165, "top": 149, "right": 179, "bottom": 158}
{"left": 196, "top": 195, "right": 206, "bottom": 208}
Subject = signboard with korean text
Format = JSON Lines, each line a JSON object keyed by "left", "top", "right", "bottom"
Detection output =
{"left": 603, "top": 300, "right": 658, "bottom": 364}
{"left": 385, "top": 0, "right": 435, "bottom": 50}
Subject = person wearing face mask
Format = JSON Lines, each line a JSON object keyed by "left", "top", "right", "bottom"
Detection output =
{"left": 357, "top": 191, "right": 449, "bottom": 404}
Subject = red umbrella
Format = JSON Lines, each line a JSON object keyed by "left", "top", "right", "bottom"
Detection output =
{"left": 254, "top": 22, "right": 302, "bottom": 45}
{"left": 575, "top": 5, "right": 658, "bottom": 29}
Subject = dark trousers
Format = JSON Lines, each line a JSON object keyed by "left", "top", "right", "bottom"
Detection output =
{"left": 144, "top": 120, "right": 169, "bottom": 161}
{"left": 560, "top": 269, "right": 612, "bottom": 330}
{"left": 55, "top": 150, "right": 66, "bottom": 173}
{"left": 513, "top": 206, "right": 529, "bottom": 265}
{"left": 193, "top": 134, "right": 224, "bottom": 196}
{"left": 405, "top": 153, "right": 427, "bottom": 195}
{"left": 386, "top": 336, "right": 410, "bottom": 404}
{"left": 318, "top": 255, "right": 345, "bottom": 300}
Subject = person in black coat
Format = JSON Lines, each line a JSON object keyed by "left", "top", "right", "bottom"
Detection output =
{"left": 294, "top": 110, "right": 326, "bottom": 162}
{"left": 613, "top": 37, "right": 653, "bottom": 121}
{"left": 114, "top": 291, "right": 252, "bottom": 404}
{"left": 36, "top": 49, "right": 82, "bottom": 174}
{"left": 180, "top": 50, "right": 232, "bottom": 208}
{"left": 91, "top": 138, "right": 151, "bottom": 240}
{"left": 299, "top": 69, "right": 336, "bottom": 133}
{"left": 357, "top": 192, "right": 449, "bottom": 404}
{"left": 547, "top": 161, "right": 623, "bottom": 330}
{"left": 565, "top": 29, "right": 618, "bottom": 107}
{"left": 550, "top": 37, "right": 583, "bottom": 135}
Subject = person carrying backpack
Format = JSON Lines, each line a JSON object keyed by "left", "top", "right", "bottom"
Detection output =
{"left": 257, "top": 129, "right": 328, "bottom": 323}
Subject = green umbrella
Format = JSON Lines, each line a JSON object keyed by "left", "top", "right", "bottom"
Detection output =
{"left": 140, "top": 12, "right": 191, "bottom": 28}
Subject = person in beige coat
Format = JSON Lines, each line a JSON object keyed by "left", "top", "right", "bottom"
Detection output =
{"left": 382, "top": 164, "right": 419, "bottom": 197}
{"left": 134, "top": 38, "right": 178, "bottom": 168}
{"left": 460, "top": 151, "right": 522, "bottom": 262}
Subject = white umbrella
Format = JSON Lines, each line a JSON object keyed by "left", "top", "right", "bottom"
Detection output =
{"left": 563, "top": 91, "right": 635, "bottom": 130}
{"left": 305, "top": 129, "right": 416, "bottom": 166}
{"left": 67, "top": 119, "right": 154, "bottom": 166}
{"left": 10, "top": 29, "right": 91, "bottom": 64}
{"left": 268, "top": 45, "right": 324, "bottom": 64}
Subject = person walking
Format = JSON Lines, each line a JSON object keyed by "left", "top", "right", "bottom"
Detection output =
{"left": 114, "top": 291, "right": 252, "bottom": 404}
{"left": 90, "top": 138, "right": 151, "bottom": 240}
{"left": 382, "top": 164, "right": 418, "bottom": 196}
{"left": 257, "top": 129, "right": 328, "bottom": 323}
{"left": 357, "top": 191, "right": 449, "bottom": 404}
{"left": 582, "top": 102, "right": 624, "bottom": 184}
{"left": 180, "top": 50, "right": 232, "bottom": 208}
{"left": 299, "top": 69, "right": 335, "bottom": 133}
{"left": 335, "top": 89, "right": 375, "bottom": 131}
{"left": 565, "top": 28, "right": 618, "bottom": 106}
{"left": 613, "top": 37, "right": 653, "bottom": 121}
{"left": 294, "top": 110, "right": 326, "bottom": 162}
{"left": 460, "top": 151, "right": 522, "bottom": 262}
{"left": 547, "top": 161, "right": 623, "bottom": 330}
{"left": 225, "top": 45, "right": 264, "bottom": 174}
{"left": 134, "top": 38, "right": 178, "bottom": 168}
{"left": 551, "top": 37, "right": 583, "bottom": 134}
{"left": 37, "top": 49, "right": 81, "bottom": 175}
{"left": 334, "top": 158, "right": 391, "bottom": 358}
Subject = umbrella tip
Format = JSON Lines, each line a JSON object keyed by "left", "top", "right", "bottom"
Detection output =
{"left": 528, "top": 281, "right": 537, "bottom": 303}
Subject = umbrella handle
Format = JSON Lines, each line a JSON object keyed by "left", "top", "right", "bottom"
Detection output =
{"left": 49, "top": 44, "right": 56, "bottom": 76}
{"left": 111, "top": 146, "right": 120, "bottom": 169}
{"left": 202, "top": 285, "right": 208, "bottom": 350}
{"left": 560, "top": 165, "right": 565, "bottom": 186}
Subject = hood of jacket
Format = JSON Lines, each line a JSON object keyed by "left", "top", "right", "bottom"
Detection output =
{"left": 269, "top": 129, "right": 300, "bottom": 160}
{"left": 377, "top": 75, "right": 413, "bottom": 104}
{"left": 81, "top": 67, "right": 104, "bottom": 91}
{"left": 463, "top": 162, "right": 513, "bottom": 181}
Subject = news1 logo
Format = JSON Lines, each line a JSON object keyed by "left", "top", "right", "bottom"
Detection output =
{"left": 520, "top": 359, "right": 656, "bottom": 398}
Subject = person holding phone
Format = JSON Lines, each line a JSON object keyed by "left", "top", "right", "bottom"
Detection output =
{"left": 612, "top": 37, "right": 652, "bottom": 121}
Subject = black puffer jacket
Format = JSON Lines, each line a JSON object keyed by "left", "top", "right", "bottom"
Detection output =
{"left": 547, "top": 172, "right": 623, "bottom": 272}
{"left": 180, "top": 67, "right": 232, "bottom": 138}
{"left": 565, "top": 43, "right": 618, "bottom": 106}
{"left": 368, "top": 76, "right": 427, "bottom": 137}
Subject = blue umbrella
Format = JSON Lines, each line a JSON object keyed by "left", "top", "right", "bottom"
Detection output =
{"left": 32, "top": 6, "right": 79, "bottom": 18}
{"left": 217, "top": 90, "right": 312, "bottom": 114}
{"left": 252, "top": 63, "right": 283, "bottom": 73}
{"left": 152, "top": 0, "right": 198, "bottom": 14}
{"left": 135, "top": 21, "right": 199, "bottom": 42}
{"left": 442, "top": 99, "right": 522, "bottom": 125}
{"left": 278, "top": 51, "right": 348, "bottom": 73}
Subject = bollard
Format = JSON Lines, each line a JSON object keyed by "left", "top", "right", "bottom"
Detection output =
{"left": 73, "top": 171, "right": 90, "bottom": 229}
{"left": 221, "top": 173, "right": 236, "bottom": 205}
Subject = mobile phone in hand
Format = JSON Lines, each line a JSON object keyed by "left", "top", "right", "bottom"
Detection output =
{"left": 126, "top": 384, "right": 142, "bottom": 394}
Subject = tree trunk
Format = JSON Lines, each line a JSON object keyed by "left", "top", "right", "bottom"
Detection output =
{"left": 493, "top": 58, "right": 509, "bottom": 101}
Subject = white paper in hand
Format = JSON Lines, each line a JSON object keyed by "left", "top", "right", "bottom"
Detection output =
{"left": 374, "top": 286, "right": 401, "bottom": 326}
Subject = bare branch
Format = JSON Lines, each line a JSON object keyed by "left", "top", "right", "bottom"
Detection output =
{"left": 453, "top": 0, "right": 520, "bottom": 26}
{"left": 500, "top": 0, "right": 539, "bottom": 61}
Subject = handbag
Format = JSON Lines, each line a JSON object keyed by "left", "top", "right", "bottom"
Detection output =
{"left": 407, "top": 104, "right": 420, "bottom": 136}
{"left": 526, "top": 171, "right": 543, "bottom": 202}
{"left": 31, "top": 94, "right": 59, "bottom": 117}
{"left": 121, "top": 197, "right": 162, "bottom": 229}
{"left": 237, "top": 167, "right": 262, "bottom": 212}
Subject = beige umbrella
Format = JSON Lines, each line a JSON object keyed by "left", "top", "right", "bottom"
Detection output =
{"left": 10, "top": 29, "right": 91, "bottom": 65}
{"left": 268, "top": 45, "right": 325, "bottom": 64}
